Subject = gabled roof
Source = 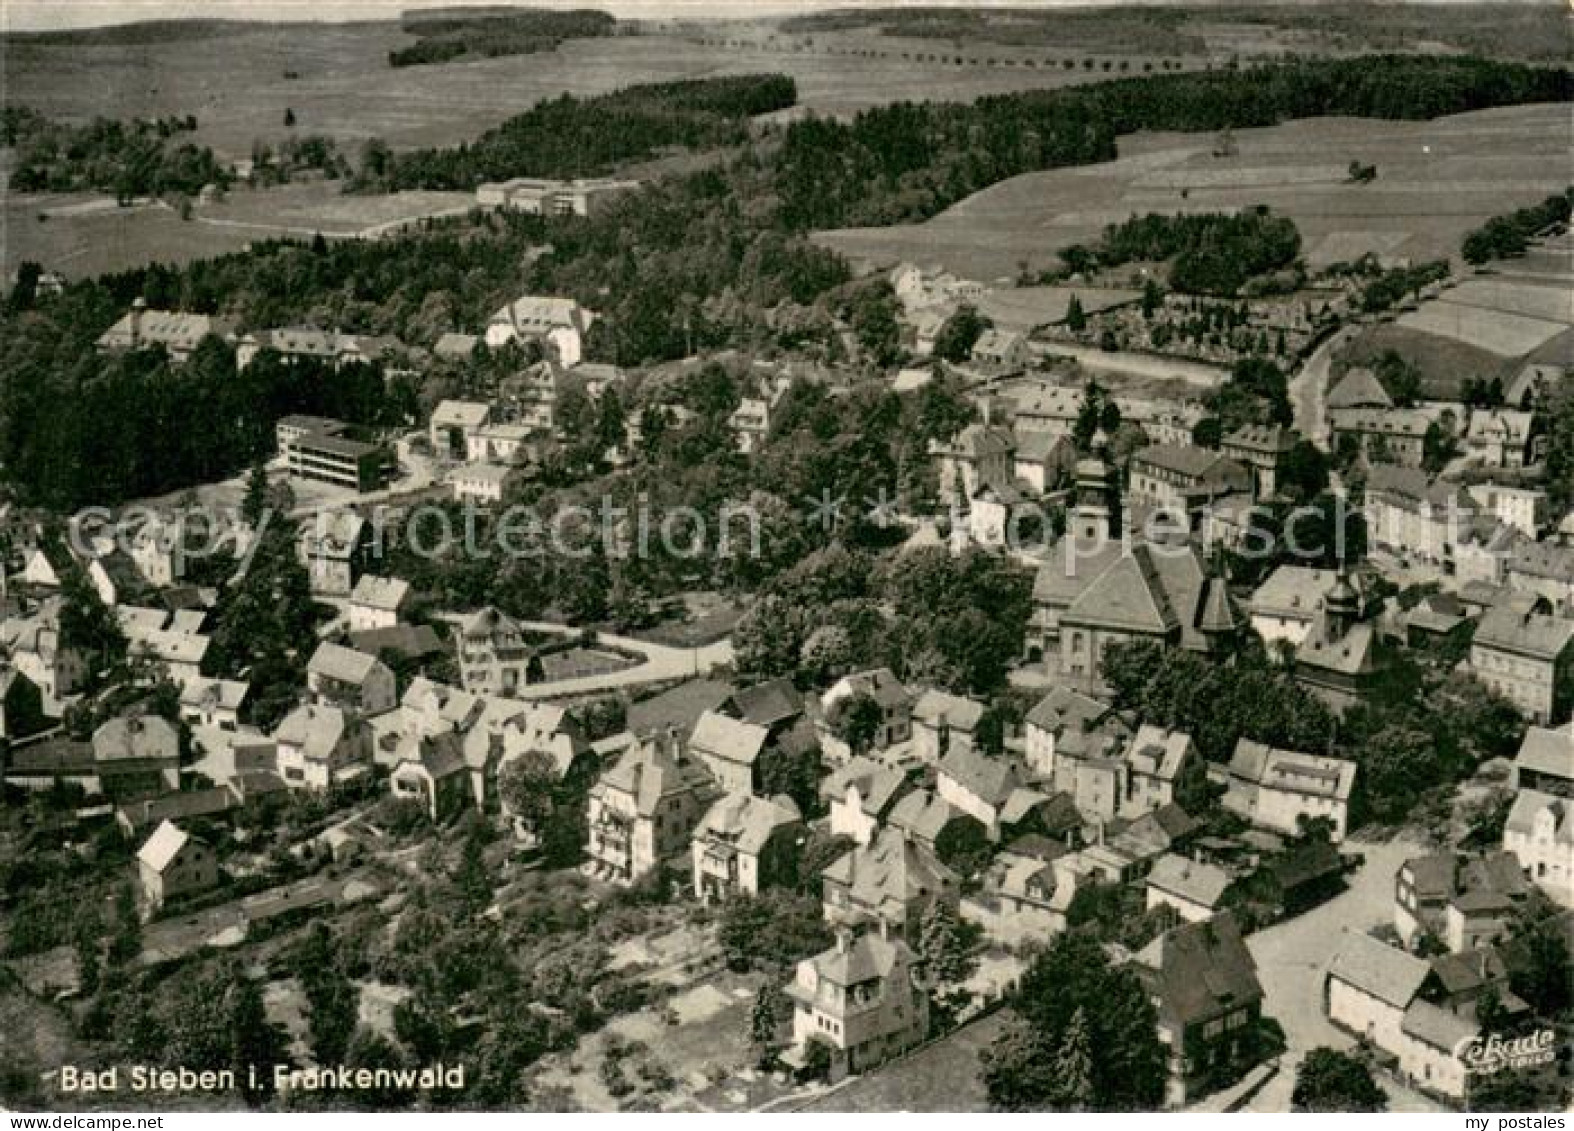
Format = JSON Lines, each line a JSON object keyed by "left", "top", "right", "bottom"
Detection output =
{"left": 350, "top": 575, "right": 411, "bottom": 612}
{"left": 1132, "top": 443, "right": 1245, "bottom": 483}
{"left": 819, "top": 755, "right": 909, "bottom": 818}
{"left": 1401, "top": 998, "right": 1478, "bottom": 1052}
{"left": 595, "top": 739, "right": 714, "bottom": 817}
{"left": 1134, "top": 911, "right": 1262, "bottom": 1028}
{"left": 1474, "top": 603, "right": 1574, "bottom": 661}
{"left": 1064, "top": 543, "right": 1180, "bottom": 635}
{"left": 822, "top": 827, "right": 959, "bottom": 912}
{"left": 1223, "top": 424, "right": 1296, "bottom": 454}
{"left": 1326, "top": 929, "right": 1429, "bottom": 1009}
{"left": 1508, "top": 540, "right": 1574, "bottom": 584}
{"left": 308, "top": 641, "right": 384, "bottom": 685}
{"left": 457, "top": 605, "right": 524, "bottom": 640}
{"left": 724, "top": 678, "right": 802, "bottom": 730}
{"left": 695, "top": 792, "right": 801, "bottom": 856}
{"left": 1229, "top": 740, "right": 1356, "bottom": 802}
{"left": 627, "top": 678, "right": 736, "bottom": 741}
{"left": 888, "top": 789, "right": 972, "bottom": 843}
{"left": 1125, "top": 724, "right": 1194, "bottom": 784}
{"left": 826, "top": 668, "right": 909, "bottom": 711}
{"left": 1327, "top": 367, "right": 1393, "bottom": 410}
{"left": 92, "top": 714, "right": 179, "bottom": 764}
{"left": 137, "top": 819, "right": 196, "bottom": 872}
{"left": 912, "top": 689, "right": 985, "bottom": 732}
{"left": 487, "top": 295, "right": 588, "bottom": 334}
{"left": 1505, "top": 788, "right": 1574, "bottom": 843}
{"left": 938, "top": 746, "right": 1018, "bottom": 808}
{"left": 1147, "top": 852, "right": 1232, "bottom": 909}
{"left": 804, "top": 930, "right": 912, "bottom": 988}
{"left": 273, "top": 703, "right": 348, "bottom": 761}
{"left": 688, "top": 710, "right": 770, "bottom": 768}
{"left": 1024, "top": 685, "right": 1115, "bottom": 734}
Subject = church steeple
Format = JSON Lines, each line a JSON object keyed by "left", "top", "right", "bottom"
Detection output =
{"left": 1070, "top": 428, "right": 1116, "bottom": 544}
{"left": 1324, "top": 566, "right": 1361, "bottom": 643}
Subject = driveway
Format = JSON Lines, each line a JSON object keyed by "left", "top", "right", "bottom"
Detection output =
{"left": 1288, "top": 326, "right": 1357, "bottom": 449}
{"left": 1242, "top": 832, "right": 1446, "bottom": 1113}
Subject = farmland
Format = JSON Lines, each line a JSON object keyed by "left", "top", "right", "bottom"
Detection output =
{"left": 813, "top": 103, "right": 1573, "bottom": 281}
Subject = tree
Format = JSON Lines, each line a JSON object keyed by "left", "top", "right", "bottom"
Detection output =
{"left": 499, "top": 749, "right": 560, "bottom": 834}
{"left": 831, "top": 691, "right": 883, "bottom": 756}
{"left": 749, "top": 983, "right": 790, "bottom": 1067}
{"left": 1506, "top": 891, "right": 1572, "bottom": 1016}
{"left": 1292, "top": 1047, "right": 1386, "bottom": 1112}
{"left": 241, "top": 460, "right": 269, "bottom": 528}
{"left": 984, "top": 930, "right": 1166, "bottom": 1110}
{"left": 1065, "top": 294, "right": 1087, "bottom": 333}
{"left": 917, "top": 899, "right": 976, "bottom": 987}
{"left": 932, "top": 304, "right": 991, "bottom": 362}
{"left": 229, "top": 973, "right": 287, "bottom": 1105}
{"left": 1051, "top": 1007, "right": 1096, "bottom": 1110}
{"left": 284, "top": 107, "right": 297, "bottom": 128}
{"left": 1140, "top": 278, "right": 1162, "bottom": 320}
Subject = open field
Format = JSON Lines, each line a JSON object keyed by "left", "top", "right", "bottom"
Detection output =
{"left": 1395, "top": 300, "right": 1567, "bottom": 358}
{"left": 2, "top": 22, "right": 1205, "bottom": 165}
{"left": 814, "top": 103, "right": 1573, "bottom": 281}
{"left": 974, "top": 285, "right": 1140, "bottom": 333}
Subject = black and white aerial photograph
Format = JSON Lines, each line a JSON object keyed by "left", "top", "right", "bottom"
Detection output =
{"left": 0, "top": 0, "right": 1570, "bottom": 1119}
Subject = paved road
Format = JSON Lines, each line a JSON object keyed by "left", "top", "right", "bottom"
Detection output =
{"left": 1288, "top": 326, "right": 1357, "bottom": 450}
{"left": 1243, "top": 832, "right": 1446, "bottom": 1114}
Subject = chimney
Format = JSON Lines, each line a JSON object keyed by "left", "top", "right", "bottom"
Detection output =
{"left": 835, "top": 927, "right": 850, "bottom": 954}
{"left": 130, "top": 296, "right": 147, "bottom": 346}
{"left": 878, "top": 916, "right": 891, "bottom": 942}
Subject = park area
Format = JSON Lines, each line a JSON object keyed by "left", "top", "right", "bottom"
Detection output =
{"left": 814, "top": 103, "right": 1572, "bottom": 282}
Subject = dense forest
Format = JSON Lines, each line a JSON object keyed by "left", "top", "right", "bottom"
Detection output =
{"left": 2, "top": 55, "right": 1570, "bottom": 509}
{"left": 1461, "top": 188, "right": 1574, "bottom": 264}
{"left": 388, "top": 8, "right": 616, "bottom": 68}
{"left": 770, "top": 55, "right": 1572, "bottom": 229}
{"left": 1060, "top": 208, "right": 1303, "bottom": 296}
{"left": 366, "top": 75, "right": 797, "bottom": 189}
{"left": 2, "top": 107, "right": 229, "bottom": 199}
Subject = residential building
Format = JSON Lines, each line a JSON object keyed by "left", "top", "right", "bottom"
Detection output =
{"left": 1328, "top": 407, "right": 1432, "bottom": 467}
{"left": 475, "top": 176, "right": 638, "bottom": 217}
{"left": 728, "top": 377, "right": 790, "bottom": 454}
{"left": 1504, "top": 790, "right": 1573, "bottom": 906}
{"left": 1, "top": 598, "right": 86, "bottom": 714}
{"left": 686, "top": 710, "right": 771, "bottom": 796}
{"left": 307, "top": 642, "right": 397, "bottom": 717}
{"left": 1127, "top": 444, "right": 1251, "bottom": 515}
{"left": 910, "top": 689, "right": 984, "bottom": 765}
{"left": 1247, "top": 566, "right": 1338, "bottom": 648}
{"left": 127, "top": 628, "right": 210, "bottom": 687}
{"left": 1013, "top": 430, "right": 1077, "bottom": 494}
{"left": 1004, "top": 383, "right": 1084, "bottom": 438}
{"left": 1223, "top": 739, "right": 1358, "bottom": 842}
{"left": 1469, "top": 483, "right": 1549, "bottom": 539}
{"left": 783, "top": 928, "right": 929, "bottom": 1081}
{"left": 585, "top": 734, "right": 718, "bottom": 886}
{"left": 429, "top": 400, "right": 492, "bottom": 458}
{"left": 450, "top": 462, "right": 522, "bottom": 506}
{"left": 821, "top": 826, "right": 960, "bottom": 940}
{"left": 930, "top": 422, "right": 1015, "bottom": 507}
{"left": 691, "top": 793, "right": 804, "bottom": 901}
{"left": 885, "top": 789, "right": 989, "bottom": 869}
{"left": 388, "top": 732, "right": 470, "bottom": 821}
{"left": 115, "top": 787, "right": 236, "bottom": 838}
{"left": 1506, "top": 540, "right": 1574, "bottom": 609}
{"left": 348, "top": 575, "right": 412, "bottom": 632}
{"left": 1469, "top": 598, "right": 1574, "bottom": 723}
{"left": 969, "top": 328, "right": 1029, "bottom": 373}
{"left": 1022, "top": 686, "right": 1130, "bottom": 780}
{"left": 297, "top": 510, "right": 372, "bottom": 596}
{"left": 178, "top": 677, "right": 248, "bottom": 731}
{"left": 817, "top": 669, "right": 912, "bottom": 763}
{"left": 96, "top": 299, "right": 236, "bottom": 363}
{"left": 1220, "top": 425, "right": 1296, "bottom": 499}
{"left": 1146, "top": 854, "right": 1234, "bottom": 923}
{"left": 92, "top": 714, "right": 181, "bottom": 797}
{"left": 455, "top": 606, "right": 536, "bottom": 696}
{"left": 1394, "top": 850, "right": 1531, "bottom": 950}
{"left": 819, "top": 756, "right": 911, "bottom": 846}
{"left": 1466, "top": 408, "right": 1537, "bottom": 469}
{"left": 1364, "top": 464, "right": 1477, "bottom": 566}
{"left": 1132, "top": 912, "right": 1265, "bottom": 1106}
{"left": 936, "top": 745, "right": 1050, "bottom": 842}
{"left": 273, "top": 704, "right": 368, "bottom": 789}
{"left": 483, "top": 295, "right": 594, "bottom": 366}
{"left": 136, "top": 820, "right": 218, "bottom": 913}
{"left": 1511, "top": 721, "right": 1574, "bottom": 797}
{"left": 467, "top": 422, "right": 535, "bottom": 466}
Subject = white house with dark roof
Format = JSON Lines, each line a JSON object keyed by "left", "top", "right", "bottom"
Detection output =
{"left": 1466, "top": 408, "right": 1537, "bottom": 469}
{"left": 585, "top": 733, "right": 718, "bottom": 886}
{"left": 1504, "top": 790, "right": 1573, "bottom": 906}
{"left": 388, "top": 731, "right": 471, "bottom": 820}
{"left": 821, "top": 826, "right": 959, "bottom": 939}
{"left": 178, "top": 677, "right": 249, "bottom": 731}
{"left": 691, "top": 793, "right": 803, "bottom": 901}
{"left": 1022, "top": 685, "right": 1129, "bottom": 779}
{"left": 817, "top": 668, "right": 912, "bottom": 763}
{"left": 136, "top": 820, "right": 218, "bottom": 912}
{"left": 429, "top": 400, "right": 492, "bottom": 458}
{"left": 910, "top": 689, "right": 984, "bottom": 765}
{"left": 456, "top": 606, "right": 535, "bottom": 696}
{"left": 1224, "top": 739, "right": 1357, "bottom": 842}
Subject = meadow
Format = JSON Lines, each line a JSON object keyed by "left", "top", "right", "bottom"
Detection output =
{"left": 812, "top": 103, "right": 1573, "bottom": 282}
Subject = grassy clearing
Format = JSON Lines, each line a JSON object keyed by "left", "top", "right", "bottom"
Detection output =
{"left": 815, "top": 104, "right": 1572, "bottom": 281}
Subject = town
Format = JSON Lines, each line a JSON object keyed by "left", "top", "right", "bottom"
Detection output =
{"left": 0, "top": 1, "right": 1571, "bottom": 1117}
